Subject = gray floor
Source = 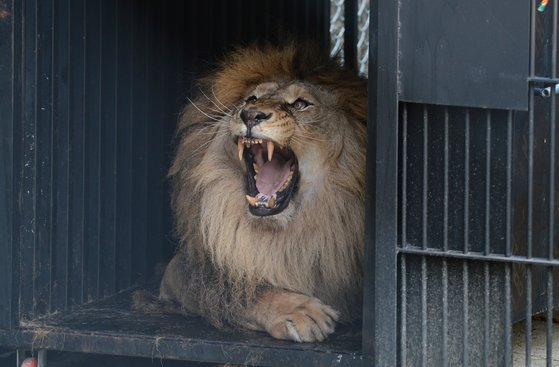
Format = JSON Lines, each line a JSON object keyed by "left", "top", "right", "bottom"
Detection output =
{"left": 513, "top": 312, "right": 559, "bottom": 366}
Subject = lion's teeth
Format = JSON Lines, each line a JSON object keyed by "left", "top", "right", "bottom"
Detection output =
{"left": 246, "top": 195, "right": 258, "bottom": 207}
{"left": 267, "top": 196, "right": 276, "bottom": 208}
{"left": 267, "top": 141, "right": 274, "bottom": 161}
{"left": 237, "top": 139, "right": 244, "bottom": 161}
{"left": 253, "top": 163, "right": 259, "bottom": 173}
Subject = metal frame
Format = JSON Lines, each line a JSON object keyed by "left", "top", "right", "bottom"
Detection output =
{"left": 361, "top": 0, "right": 399, "bottom": 364}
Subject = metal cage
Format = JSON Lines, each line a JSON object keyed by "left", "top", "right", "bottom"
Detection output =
{"left": 0, "top": 0, "right": 558, "bottom": 366}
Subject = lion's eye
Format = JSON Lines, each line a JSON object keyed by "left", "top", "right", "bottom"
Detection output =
{"left": 291, "top": 98, "right": 310, "bottom": 110}
{"left": 246, "top": 95, "right": 257, "bottom": 103}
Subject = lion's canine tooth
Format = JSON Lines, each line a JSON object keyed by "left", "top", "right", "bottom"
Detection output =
{"left": 267, "top": 141, "right": 274, "bottom": 161}
{"left": 237, "top": 139, "right": 244, "bottom": 161}
{"left": 253, "top": 163, "right": 259, "bottom": 173}
{"left": 246, "top": 195, "right": 258, "bottom": 207}
{"left": 267, "top": 196, "right": 276, "bottom": 208}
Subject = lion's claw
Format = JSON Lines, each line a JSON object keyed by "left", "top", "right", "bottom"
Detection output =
{"left": 267, "top": 296, "right": 340, "bottom": 343}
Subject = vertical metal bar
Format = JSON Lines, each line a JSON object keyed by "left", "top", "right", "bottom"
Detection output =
{"left": 442, "top": 107, "right": 449, "bottom": 367}
{"left": 422, "top": 106, "right": 428, "bottom": 250}
{"left": 464, "top": 109, "right": 470, "bottom": 254}
{"left": 421, "top": 106, "right": 428, "bottom": 367}
{"left": 485, "top": 110, "right": 491, "bottom": 257}
{"left": 504, "top": 110, "right": 513, "bottom": 366}
{"left": 400, "top": 254, "right": 407, "bottom": 367}
{"left": 504, "top": 264, "right": 512, "bottom": 366}
{"left": 0, "top": 0, "right": 15, "bottom": 329}
{"left": 16, "top": 350, "right": 25, "bottom": 366}
{"left": 506, "top": 111, "right": 513, "bottom": 258}
{"left": 68, "top": 0, "right": 86, "bottom": 307}
{"left": 463, "top": 109, "right": 470, "bottom": 366}
{"left": 112, "top": 0, "right": 119, "bottom": 294}
{"left": 35, "top": 0, "right": 54, "bottom": 318}
{"left": 37, "top": 350, "right": 47, "bottom": 367}
{"left": 526, "top": 0, "right": 536, "bottom": 359}
{"left": 402, "top": 103, "right": 407, "bottom": 249}
{"left": 443, "top": 108, "right": 449, "bottom": 253}
{"left": 483, "top": 110, "right": 491, "bottom": 366}
{"left": 20, "top": 0, "right": 39, "bottom": 320}
{"left": 525, "top": 266, "right": 533, "bottom": 367}
{"left": 546, "top": 269, "right": 553, "bottom": 367}
{"left": 527, "top": 2, "right": 536, "bottom": 359}
{"left": 362, "top": 0, "right": 399, "bottom": 363}
{"left": 344, "top": 0, "right": 357, "bottom": 70}
{"left": 400, "top": 103, "right": 408, "bottom": 366}
{"left": 546, "top": 2, "right": 557, "bottom": 365}
{"left": 483, "top": 263, "right": 490, "bottom": 366}
{"left": 421, "top": 256, "right": 427, "bottom": 367}
{"left": 462, "top": 261, "right": 469, "bottom": 366}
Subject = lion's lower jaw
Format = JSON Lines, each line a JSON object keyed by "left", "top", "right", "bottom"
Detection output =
{"left": 245, "top": 200, "right": 296, "bottom": 229}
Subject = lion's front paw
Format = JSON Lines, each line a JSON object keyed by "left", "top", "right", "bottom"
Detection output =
{"left": 267, "top": 296, "right": 340, "bottom": 343}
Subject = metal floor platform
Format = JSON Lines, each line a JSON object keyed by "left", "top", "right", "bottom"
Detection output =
{"left": 0, "top": 288, "right": 363, "bottom": 367}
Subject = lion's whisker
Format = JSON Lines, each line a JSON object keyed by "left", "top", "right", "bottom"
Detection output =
{"left": 187, "top": 96, "right": 224, "bottom": 122}
{"left": 211, "top": 85, "right": 232, "bottom": 113}
{"left": 199, "top": 88, "right": 232, "bottom": 116}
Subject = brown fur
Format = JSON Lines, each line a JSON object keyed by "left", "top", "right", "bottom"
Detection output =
{"left": 155, "top": 43, "right": 367, "bottom": 341}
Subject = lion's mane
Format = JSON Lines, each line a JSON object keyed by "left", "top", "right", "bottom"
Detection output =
{"left": 166, "top": 43, "right": 367, "bottom": 328}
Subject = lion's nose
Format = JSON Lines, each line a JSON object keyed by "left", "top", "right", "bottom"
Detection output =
{"left": 240, "top": 109, "right": 272, "bottom": 128}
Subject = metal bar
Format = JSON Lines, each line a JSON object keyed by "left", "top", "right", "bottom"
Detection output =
{"left": 463, "top": 109, "right": 470, "bottom": 366}
{"left": 526, "top": 265, "right": 532, "bottom": 367}
{"left": 16, "top": 350, "right": 25, "bottom": 366}
{"left": 83, "top": 0, "right": 102, "bottom": 303}
{"left": 442, "top": 107, "right": 449, "bottom": 366}
{"left": 362, "top": 0, "right": 399, "bottom": 363}
{"left": 443, "top": 108, "right": 449, "bottom": 252}
{"left": 546, "top": 1, "right": 557, "bottom": 365}
{"left": 462, "top": 261, "right": 469, "bottom": 367}
{"left": 95, "top": 0, "right": 104, "bottom": 300}
{"left": 527, "top": 76, "right": 559, "bottom": 84}
{"left": 546, "top": 268, "right": 553, "bottom": 366}
{"left": 422, "top": 106, "right": 428, "bottom": 250}
{"left": 506, "top": 111, "right": 513, "bottom": 257}
{"left": 37, "top": 349, "right": 47, "bottom": 367}
{"left": 464, "top": 109, "right": 470, "bottom": 253}
{"left": 483, "top": 111, "right": 491, "bottom": 366}
{"left": 35, "top": 0, "right": 54, "bottom": 318}
{"left": 526, "top": 0, "right": 536, "bottom": 362}
{"left": 398, "top": 247, "right": 559, "bottom": 266}
{"left": 421, "top": 256, "right": 427, "bottom": 367}
{"left": 402, "top": 103, "right": 407, "bottom": 249}
{"left": 483, "top": 263, "right": 489, "bottom": 366}
{"left": 111, "top": 0, "right": 119, "bottom": 294}
{"left": 485, "top": 111, "right": 491, "bottom": 256}
{"left": 20, "top": 0, "right": 39, "bottom": 320}
{"left": 504, "top": 110, "right": 513, "bottom": 365}
{"left": 0, "top": 0, "right": 15, "bottom": 329}
{"left": 68, "top": 0, "right": 86, "bottom": 306}
{"left": 399, "top": 103, "right": 408, "bottom": 367}
{"left": 442, "top": 259, "right": 448, "bottom": 367}
{"left": 343, "top": 0, "right": 357, "bottom": 70}
{"left": 400, "top": 254, "right": 407, "bottom": 367}
{"left": 504, "top": 264, "right": 512, "bottom": 366}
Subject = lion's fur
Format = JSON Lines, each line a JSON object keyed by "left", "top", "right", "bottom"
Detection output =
{"left": 161, "top": 43, "right": 367, "bottom": 328}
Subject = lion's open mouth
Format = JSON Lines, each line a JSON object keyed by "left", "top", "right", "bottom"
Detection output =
{"left": 237, "top": 137, "right": 299, "bottom": 216}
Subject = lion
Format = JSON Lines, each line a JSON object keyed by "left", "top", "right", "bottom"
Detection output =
{"left": 144, "top": 43, "right": 367, "bottom": 343}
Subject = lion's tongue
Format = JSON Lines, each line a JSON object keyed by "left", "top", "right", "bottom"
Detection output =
{"left": 256, "top": 159, "right": 292, "bottom": 196}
